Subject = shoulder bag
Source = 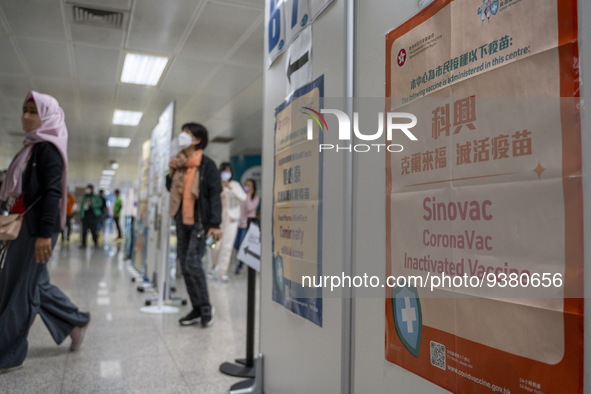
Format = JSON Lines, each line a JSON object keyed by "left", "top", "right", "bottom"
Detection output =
{"left": 0, "top": 197, "right": 42, "bottom": 240}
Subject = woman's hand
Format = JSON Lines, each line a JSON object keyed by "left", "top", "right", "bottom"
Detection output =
{"left": 207, "top": 228, "right": 223, "bottom": 242}
{"left": 35, "top": 237, "right": 53, "bottom": 264}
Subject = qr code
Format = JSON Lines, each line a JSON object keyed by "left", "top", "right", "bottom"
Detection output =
{"left": 430, "top": 341, "right": 446, "bottom": 370}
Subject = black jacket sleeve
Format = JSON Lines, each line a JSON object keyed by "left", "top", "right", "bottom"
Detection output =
{"left": 24, "top": 142, "right": 64, "bottom": 237}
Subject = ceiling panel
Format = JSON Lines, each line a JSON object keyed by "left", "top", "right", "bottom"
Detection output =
{"left": 74, "top": 99, "right": 115, "bottom": 133}
{"left": 177, "top": 95, "right": 229, "bottom": 124}
{"left": 1, "top": 0, "right": 66, "bottom": 40}
{"left": 69, "top": 24, "right": 125, "bottom": 48}
{"left": 200, "top": 64, "right": 262, "bottom": 100}
{"left": 78, "top": 79, "right": 116, "bottom": 106}
{"left": 160, "top": 57, "right": 218, "bottom": 95}
{"left": 33, "top": 77, "right": 76, "bottom": 107}
{"left": 16, "top": 38, "right": 71, "bottom": 78}
{"left": 73, "top": 44, "right": 120, "bottom": 83}
{"left": 0, "top": 35, "right": 24, "bottom": 74}
{"left": 126, "top": 0, "right": 203, "bottom": 53}
{"left": 115, "top": 84, "right": 157, "bottom": 111}
{"left": 182, "top": 2, "right": 261, "bottom": 62}
{"left": 0, "top": 75, "right": 33, "bottom": 102}
{"left": 213, "top": 75, "right": 263, "bottom": 121}
{"left": 228, "top": 21, "right": 264, "bottom": 68}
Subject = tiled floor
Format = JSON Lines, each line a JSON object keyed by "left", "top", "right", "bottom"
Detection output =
{"left": 1, "top": 232, "right": 252, "bottom": 393}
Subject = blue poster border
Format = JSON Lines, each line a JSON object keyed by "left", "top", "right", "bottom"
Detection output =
{"left": 272, "top": 74, "right": 324, "bottom": 327}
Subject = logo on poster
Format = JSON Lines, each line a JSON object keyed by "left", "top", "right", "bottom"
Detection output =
{"left": 392, "top": 286, "right": 423, "bottom": 357}
{"left": 397, "top": 48, "right": 407, "bottom": 67}
{"left": 478, "top": 0, "right": 499, "bottom": 22}
{"left": 302, "top": 107, "right": 418, "bottom": 153}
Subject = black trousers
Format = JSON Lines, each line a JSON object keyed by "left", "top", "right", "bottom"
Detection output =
{"left": 114, "top": 215, "right": 122, "bottom": 238}
{"left": 175, "top": 213, "right": 210, "bottom": 309}
{"left": 81, "top": 215, "right": 98, "bottom": 246}
{"left": 0, "top": 223, "right": 90, "bottom": 369}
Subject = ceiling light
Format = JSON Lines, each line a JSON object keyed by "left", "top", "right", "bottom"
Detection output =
{"left": 108, "top": 137, "right": 131, "bottom": 148}
{"left": 112, "top": 110, "right": 142, "bottom": 126}
{"left": 102, "top": 170, "right": 116, "bottom": 176}
{"left": 120, "top": 53, "right": 169, "bottom": 86}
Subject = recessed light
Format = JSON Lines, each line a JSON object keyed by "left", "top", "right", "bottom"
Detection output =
{"left": 113, "top": 110, "right": 142, "bottom": 126}
{"left": 120, "top": 53, "right": 169, "bottom": 86}
{"left": 108, "top": 137, "right": 131, "bottom": 148}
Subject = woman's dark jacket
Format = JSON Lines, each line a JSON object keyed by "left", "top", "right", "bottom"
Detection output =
{"left": 23, "top": 142, "right": 63, "bottom": 238}
{"left": 166, "top": 154, "right": 222, "bottom": 232}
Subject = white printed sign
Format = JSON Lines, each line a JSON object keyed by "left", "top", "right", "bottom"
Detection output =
{"left": 237, "top": 223, "right": 261, "bottom": 272}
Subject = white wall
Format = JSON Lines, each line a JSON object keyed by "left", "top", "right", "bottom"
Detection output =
{"left": 260, "top": 1, "right": 349, "bottom": 393}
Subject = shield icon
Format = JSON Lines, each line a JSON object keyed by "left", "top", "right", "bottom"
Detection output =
{"left": 392, "top": 286, "right": 422, "bottom": 357}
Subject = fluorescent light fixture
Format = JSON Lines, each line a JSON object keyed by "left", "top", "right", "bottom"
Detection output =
{"left": 120, "top": 53, "right": 169, "bottom": 86}
{"left": 108, "top": 137, "right": 131, "bottom": 148}
{"left": 112, "top": 110, "right": 142, "bottom": 126}
{"left": 102, "top": 170, "right": 116, "bottom": 176}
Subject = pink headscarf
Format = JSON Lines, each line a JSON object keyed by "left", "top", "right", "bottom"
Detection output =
{"left": 0, "top": 91, "right": 68, "bottom": 228}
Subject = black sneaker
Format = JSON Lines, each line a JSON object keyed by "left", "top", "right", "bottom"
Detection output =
{"left": 179, "top": 309, "right": 201, "bottom": 326}
{"left": 200, "top": 305, "right": 215, "bottom": 327}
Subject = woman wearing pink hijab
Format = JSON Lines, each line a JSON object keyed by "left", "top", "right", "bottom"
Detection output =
{"left": 0, "top": 91, "right": 90, "bottom": 373}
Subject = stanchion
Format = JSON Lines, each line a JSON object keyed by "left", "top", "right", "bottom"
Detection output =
{"left": 220, "top": 265, "right": 257, "bottom": 378}
{"left": 229, "top": 354, "right": 264, "bottom": 394}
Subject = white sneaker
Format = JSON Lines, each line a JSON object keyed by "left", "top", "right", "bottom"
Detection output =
{"left": 220, "top": 275, "right": 231, "bottom": 283}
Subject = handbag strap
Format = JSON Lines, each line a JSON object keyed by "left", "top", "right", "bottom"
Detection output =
{"left": 18, "top": 196, "right": 42, "bottom": 218}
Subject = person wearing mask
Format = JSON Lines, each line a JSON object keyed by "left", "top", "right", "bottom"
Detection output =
{"left": 167, "top": 122, "right": 222, "bottom": 327}
{"left": 0, "top": 91, "right": 90, "bottom": 373}
{"left": 210, "top": 162, "right": 246, "bottom": 282}
{"left": 234, "top": 178, "right": 260, "bottom": 275}
{"left": 79, "top": 184, "right": 102, "bottom": 248}
{"left": 113, "top": 189, "right": 123, "bottom": 240}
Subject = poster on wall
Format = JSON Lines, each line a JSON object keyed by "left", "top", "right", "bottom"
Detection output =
{"left": 266, "top": 0, "right": 332, "bottom": 67}
{"left": 385, "top": 0, "right": 582, "bottom": 393}
{"left": 134, "top": 140, "right": 151, "bottom": 275}
{"left": 285, "top": 25, "right": 312, "bottom": 96}
{"left": 272, "top": 75, "right": 324, "bottom": 326}
{"left": 146, "top": 102, "right": 175, "bottom": 286}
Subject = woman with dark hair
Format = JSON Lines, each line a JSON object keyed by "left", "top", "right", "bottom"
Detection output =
{"left": 0, "top": 91, "right": 90, "bottom": 373}
{"left": 167, "top": 122, "right": 222, "bottom": 326}
{"left": 209, "top": 162, "right": 246, "bottom": 282}
{"left": 234, "top": 178, "right": 259, "bottom": 275}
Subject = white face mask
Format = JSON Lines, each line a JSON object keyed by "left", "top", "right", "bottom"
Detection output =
{"left": 86, "top": 188, "right": 92, "bottom": 194}
{"left": 243, "top": 185, "right": 250, "bottom": 192}
{"left": 178, "top": 132, "right": 193, "bottom": 150}
{"left": 221, "top": 172, "right": 232, "bottom": 182}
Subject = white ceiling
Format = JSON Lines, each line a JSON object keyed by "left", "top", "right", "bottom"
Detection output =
{"left": 0, "top": 0, "right": 265, "bottom": 190}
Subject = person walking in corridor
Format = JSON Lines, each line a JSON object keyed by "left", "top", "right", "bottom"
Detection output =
{"left": 79, "top": 184, "right": 102, "bottom": 248}
{"left": 113, "top": 189, "right": 123, "bottom": 240}
{"left": 0, "top": 91, "right": 90, "bottom": 373}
